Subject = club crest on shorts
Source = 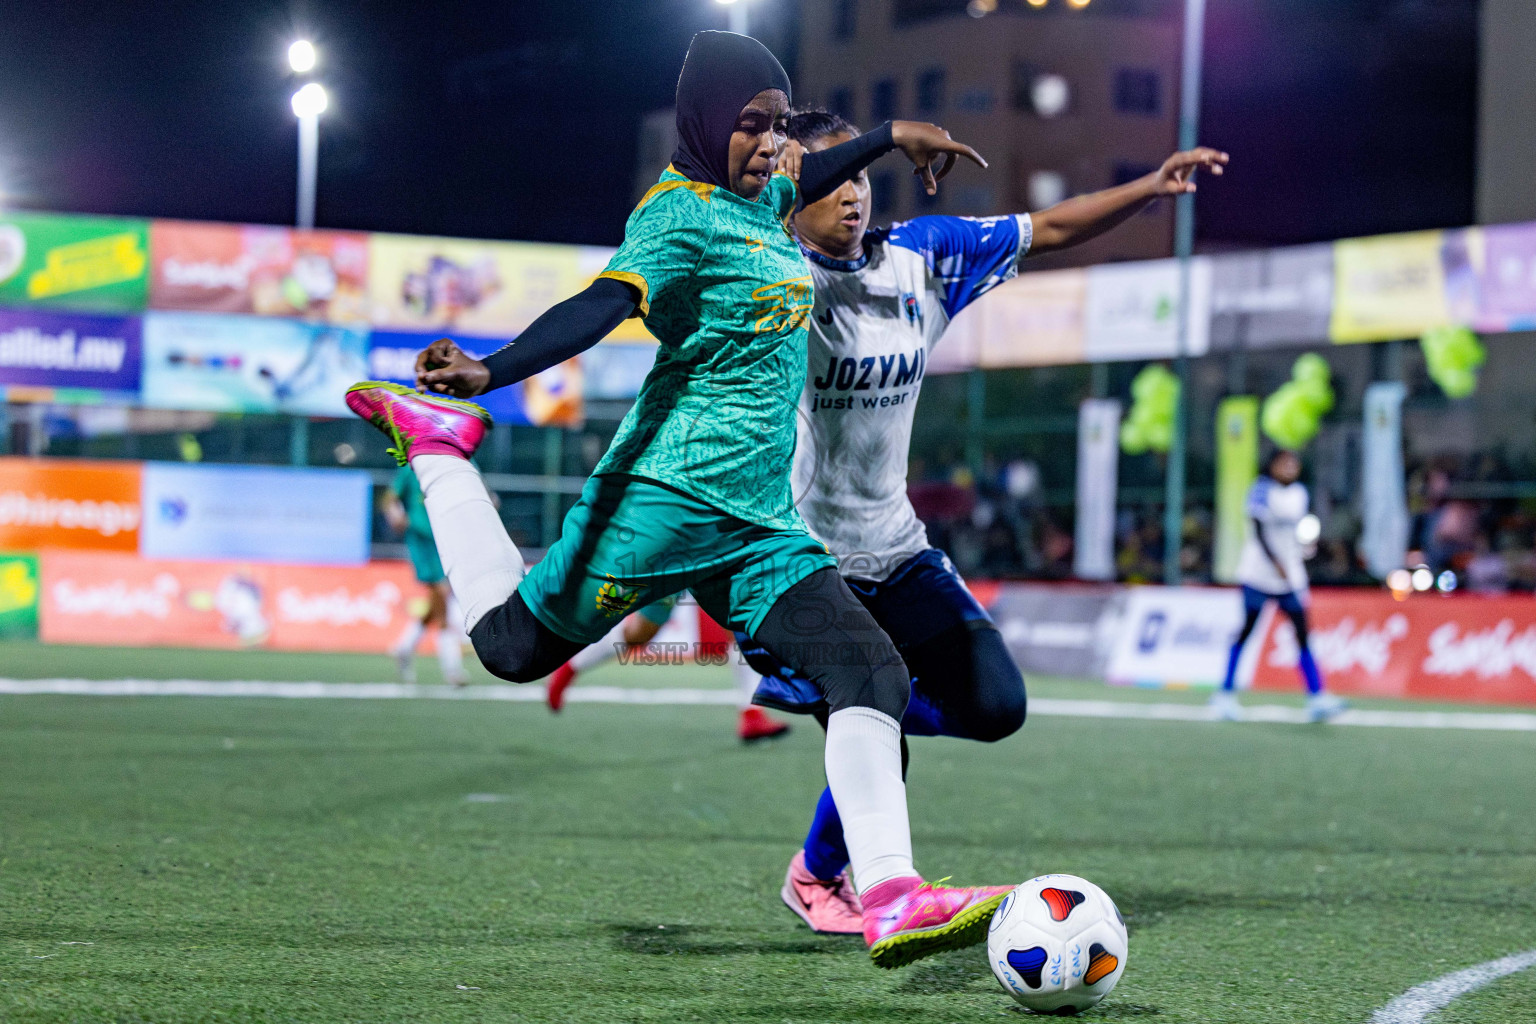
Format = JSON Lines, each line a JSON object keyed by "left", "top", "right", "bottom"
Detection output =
{"left": 595, "top": 577, "right": 646, "bottom": 616}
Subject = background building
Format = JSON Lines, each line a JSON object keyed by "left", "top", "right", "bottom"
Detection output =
{"left": 796, "top": 0, "right": 1180, "bottom": 268}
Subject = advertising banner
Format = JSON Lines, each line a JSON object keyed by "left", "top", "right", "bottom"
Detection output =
{"left": 1330, "top": 230, "right": 1449, "bottom": 343}
{"left": 0, "top": 551, "right": 40, "bottom": 639}
{"left": 1213, "top": 396, "right": 1259, "bottom": 583}
{"left": 1083, "top": 257, "right": 1211, "bottom": 362}
{"left": 581, "top": 342, "right": 658, "bottom": 400}
{"left": 1209, "top": 243, "right": 1333, "bottom": 351}
{"left": 0, "top": 212, "right": 150, "bottom": 311}
{"left": 140, "top": 462, "right": 370, "bottom": 565}
{"left": 141, "top": 311, "right": 368, "bottom": 416}
{"left": 367, "top": 234, "right": 591, "bottom": 336}
{"left": 0, "top": 307, "right": 142, "bottom": 396}
{"left": 366, "top": 331, "right": 584, "bottom": 427}
{"left": 1439, "top": 222, "right": 1536, "bottom": 334}
{"left": 1360, "top": 382, "right": 1409, "bottom": 580}
{"left": 987, "top": 583, "right": 1115, "bottom": 679}
{"left": 1073, "top": 398, "right": 1120, "bottom": 581}
{"left": 1105, "top": 585, "right": 1258, "bottom": 688}
{"left": 150, "top": 221, "right": 370, "bottom": 324}
{"left": 39, "top": 549, "right": 430, "bottom": 653}
{"left": 0, "top": 457, "right": 142, "bottom": 553}
{"left": 1253, "top": 590, "right": 1536, "bottom": 706}
{"left": 946, "top": 267, "right": 1087, "bottom": 369}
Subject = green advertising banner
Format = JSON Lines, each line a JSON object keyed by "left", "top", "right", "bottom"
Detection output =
{"left": 1214, "top": 396, "right": 1260, "bottom": 584}
{"left": 0, "top": 212, "right": 150, "bottom": 311}
{"left": 0, "top": 551, "right": 40, "bottom": 639}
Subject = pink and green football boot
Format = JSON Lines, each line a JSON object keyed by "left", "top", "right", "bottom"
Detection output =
{"left": 344, "top": 381, "right": 491, "bottom": 466}
{"left": 862, "top": 875, "right": 1015, "bottom": 969}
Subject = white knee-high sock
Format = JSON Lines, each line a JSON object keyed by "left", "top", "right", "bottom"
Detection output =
{"left": 435, "top": 626, "right": 465, "bottom": 679}
{"left": 570, "top": 620, "right": 628, "bottom": 671}
{"left": 824, "top": 706, "right": 915, "bottom": 893}
{"left": 393, "top": 618, "right": 425, "bottom": 657}
{"left": 410, "top": 455, "right": 524, "bottom": 632}
{"left": 733, "top": 647, "right": 762, "bottom": 710}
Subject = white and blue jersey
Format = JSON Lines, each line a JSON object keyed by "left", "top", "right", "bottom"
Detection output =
{"left": 795, "top": 213, "right": 1032, "bottom": 579}
{"left": 1235, "top": 476, "right": 1310, "bottom": 595}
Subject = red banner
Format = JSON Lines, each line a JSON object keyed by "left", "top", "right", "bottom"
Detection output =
{"left": 40, "top": 550, "right": 432, "bottom": 653}
{"left": 1252, "top": 589, "right": 1536, "bottom": 706}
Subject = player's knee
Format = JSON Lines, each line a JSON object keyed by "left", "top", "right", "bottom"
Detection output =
{"left": 965, "top": 632, "right": 1027, "bottom": 742}
{"left": 469, "top": 630, "right": 541, "bottom": 682}
{"left": 823, "top": 645, "right": 910, "bottom": 721}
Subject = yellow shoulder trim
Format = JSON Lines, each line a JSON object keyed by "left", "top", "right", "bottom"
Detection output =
{"left": 598, "top": 270, "right": 650, "bottom": 318}
{"left": 636, "top": 176, "right": 715, "bottom": 213}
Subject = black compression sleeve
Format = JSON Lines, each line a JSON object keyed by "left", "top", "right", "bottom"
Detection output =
{"left": 482, "top": 277, "right": 638, "bottom": 392}
{"left": 797, "top": 121, "right": 896, "bottom": 207}
{"left": 1252, "top": 517, "right": 1280, "bottom": 565}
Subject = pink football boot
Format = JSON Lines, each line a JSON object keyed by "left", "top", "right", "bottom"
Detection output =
{"left": 344, "top": 381, "right": 491, "bottom": 465}
{"left": 780, "top": 850, "right": 863, "bottom": 935}
{"left": 862, "top": 875, "right": 1014, "bottom": 969}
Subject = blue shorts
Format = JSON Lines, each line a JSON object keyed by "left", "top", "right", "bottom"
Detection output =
{"left": 739, "top": 548, "right": 993, "bottom": 720}
{"left": 1242, "top": 585, "right": 1305, "bottom": 618}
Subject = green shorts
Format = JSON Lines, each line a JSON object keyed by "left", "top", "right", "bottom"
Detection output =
{"left": 405, "top": 531, "right": 446, "bottom": 585}
{"left": 519, "top": 474, "right": 834, "bottom": 644}
{"left": 637, "top": 593, "right": 679, "bottom": 627}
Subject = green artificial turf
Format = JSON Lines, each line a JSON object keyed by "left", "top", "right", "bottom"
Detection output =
{"left": 1, "top": 642, "right": 1534, "bottom": 1023}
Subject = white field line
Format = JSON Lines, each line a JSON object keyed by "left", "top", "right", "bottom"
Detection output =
{"left": 1370, "top": 949, "right": 1536, "bottom": 1024}
{"left": 2, "top": 679, "right": 1536, "bottom": 732}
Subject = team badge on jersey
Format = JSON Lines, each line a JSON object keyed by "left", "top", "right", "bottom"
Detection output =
{"left": 595, "top": 577, "right": 646, "bottom": 617}
{"left": 902, "top": 292, "right": 921, "bottom": 326}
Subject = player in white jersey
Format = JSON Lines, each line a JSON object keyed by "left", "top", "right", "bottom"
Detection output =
{"left": 749, "top": 110, "right": 1231, "bottom": 934}
{"left": 1214, "top": 449, "right": 1345, "bottom": 723}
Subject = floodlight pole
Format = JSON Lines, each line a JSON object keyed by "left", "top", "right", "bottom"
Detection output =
{"left": 296, "top": 111, "right": 319, "bottom": 230}
{"left": 1162, "top": 0, "right": 1206, "bottom": 586}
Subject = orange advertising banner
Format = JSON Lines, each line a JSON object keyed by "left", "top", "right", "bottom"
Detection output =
{"left": 149, "top": 221, "right": 370, "bottom": 324}
{"left": 39, "top": 550, "right": 433, "bottom": 653}
{"left": 0, "top": 457, "right": 142, "bottom": 553}
{"left": 1252, "top": 589, "right": 1536, "bottom": 706}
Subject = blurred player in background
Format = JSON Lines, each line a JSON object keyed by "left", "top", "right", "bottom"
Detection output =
{"left": 544, "top": 596, "right": 791, "bottom": 742}
{"left": 383, "top": 465, "right": 469, "bottom": 686}
{"left": 1214, "top": 450, "right": 1344, "bottom": 723}
{"left": 756, "top": 109, "right": 1231, "bottom": 934}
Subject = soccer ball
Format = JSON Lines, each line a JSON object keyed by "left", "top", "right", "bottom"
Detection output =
{"left": 986, "top": 873, "right": 1128, "bottom": 1015}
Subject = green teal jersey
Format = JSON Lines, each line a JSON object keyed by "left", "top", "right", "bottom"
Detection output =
{"left": 595, "top": 167, "right": 814, "bottom": 531}
{"left": 389, "top": 465, "right": 434, "bottom": 539}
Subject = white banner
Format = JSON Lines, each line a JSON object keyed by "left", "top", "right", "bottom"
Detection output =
{"left": 1073, "top": 399, "right": 1121, "bottom": 581}
{"left": 1360, "top": 382, "right": 1409, "bottom": 580}
{"left": 1105, "top": 585, "right": 1262, "bottom": 688}
{"left": 1083, "top": 257, "right": 1212, "bottom": 362}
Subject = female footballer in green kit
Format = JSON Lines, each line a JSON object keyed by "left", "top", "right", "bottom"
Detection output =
{"left": 346, "top": 31, "right": 1010, "bottom": 969}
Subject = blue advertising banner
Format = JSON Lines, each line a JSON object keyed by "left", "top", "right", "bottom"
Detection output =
{"left": 141, "top": 311, "right": 368, "bottom": 416}
{"left": 140, "top": 462, "right": 371, "bottom": 565}
{"left": 0, "top": 307, "right": 143, "bottom": 395}
{"left": 366, "top": 329, "right": 530, "bottom": 424}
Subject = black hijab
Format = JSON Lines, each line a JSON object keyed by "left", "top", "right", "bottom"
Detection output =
{"left": 670, "top": 31, "right": 792, "bottom": 189}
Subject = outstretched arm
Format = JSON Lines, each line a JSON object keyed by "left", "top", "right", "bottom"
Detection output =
{"left": 792, "top": 120, "right": 987, "bottom": 207}
{"left": 415, "top": 276, "right": 638, "bottom": 396}
{"left": 1027, "top": 147, "right": 1228, "bottom": 256}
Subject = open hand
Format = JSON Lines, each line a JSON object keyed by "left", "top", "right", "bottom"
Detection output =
{"left": 777, "top": 139, "right": 806, "bottom": 182}
{"left": 415, "top": 338, "right": 490, "bottom": 398}
{"left": 890, "top": 121, "right": 987, "bottom": 195}
{"left": 1154, "top": 147, "right": 1229, "bottom": 195}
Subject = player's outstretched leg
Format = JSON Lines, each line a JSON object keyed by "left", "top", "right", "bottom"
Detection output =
{"left": 750, "top": 568, "right": 1011, "bottom": 969}
{"left": 347, "top": 382, "right": 580, "bottom": 682}
{"left": 780, "top": 786, "right": 862, "bottom": 934}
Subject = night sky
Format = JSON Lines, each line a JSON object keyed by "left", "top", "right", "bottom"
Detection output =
{"left": 0, "top": 0, "right": 1478, "bottom": 251}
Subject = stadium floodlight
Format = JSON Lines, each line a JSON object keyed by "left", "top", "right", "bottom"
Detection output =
{"left": 288, "top": 39, "right": 317, "bottom": 74}
{"left": 1411, "top": 567, "right": 1434, "bottom": 592}
{"left": 290, "top": 83, "right": 328, "bottom": 229}
{"left": 290, "top": 82, "right": 328, "bottom": 118}
{"left": 715, "top": 0, "right": 750, "bottom": 35}
{"left": 1066, "top": 0, "right": 1092, "bottom": 8}
{"left": 1296, "top": 513, "right": 1321, "bottom": 546}
{"left": 1025, "top": 0, "right": 1048, "bottom": 6}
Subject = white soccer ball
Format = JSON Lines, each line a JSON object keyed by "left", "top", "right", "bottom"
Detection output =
{"left": 986, "top": 873, "right": 1129, "bottom": 1015}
